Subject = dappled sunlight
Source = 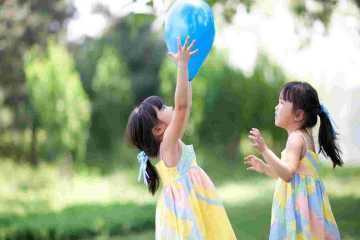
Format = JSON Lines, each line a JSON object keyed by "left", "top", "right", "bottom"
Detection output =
{"left": 323, "top": 176, "right": 360, "bottom": 198}
{"left": 0, "top": 160, "right": 154, "bottom": 215}
{"left": 217, "top": 179, "right": 274, "bottom": 205}
{"left": 52, "top": 170, "right": 154, "bottom": 210}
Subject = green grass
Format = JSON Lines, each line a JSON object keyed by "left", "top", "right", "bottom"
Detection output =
{"left": 0, "top": 203, "right": 155, "bottom": 240}
{"left": 0, "top": 158, "right": 359, "bottom": 239}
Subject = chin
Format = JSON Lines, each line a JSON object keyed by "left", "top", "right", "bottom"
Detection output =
{"left": 274, "top": 118, "right": 279, "bottom": 126}
{"left": 275, "top": 119, "right": 282, "bottom": 128}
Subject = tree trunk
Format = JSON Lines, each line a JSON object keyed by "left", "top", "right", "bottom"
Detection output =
{"left": 29, "top": 119, "right": 38, "bottom": 166}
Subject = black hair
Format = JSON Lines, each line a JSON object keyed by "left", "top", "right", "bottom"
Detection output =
{"left": 126, "top": 96, "right": 164, "bottom": 194}
{"left": 281, "top": 81, "right": 343, "bottom": 167}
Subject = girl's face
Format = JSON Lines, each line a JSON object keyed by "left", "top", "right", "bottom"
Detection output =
{"left": 274, "top": 95, "right": 296, "bottom": 129}
{"left": 152, "top": 104, "right": 174, "bottom": 139}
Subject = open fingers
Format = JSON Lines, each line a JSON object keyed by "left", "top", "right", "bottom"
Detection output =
{"left": 182, "top": 35, "right": 190, "bottom": 49}
{"left": 177, "top": 36, "right": 182, "bottom": 51}
{"left": 249, "top": 135, "right": 258, "bottom": 143}
{"left": 247, "top": 166, "right": 257, "bottom": 171}
{"left": 244, "top": 155, "right": 256, "bottom": 160}
{"left": 187, "top": 39, "right": 196, "bottom": 51}
{"left": 190, "top": 49, "right": 199, "bottom": 56}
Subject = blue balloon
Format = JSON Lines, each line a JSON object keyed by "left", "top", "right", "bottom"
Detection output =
{"left": 164, "top": 0, "right": 215, "bottom": 81}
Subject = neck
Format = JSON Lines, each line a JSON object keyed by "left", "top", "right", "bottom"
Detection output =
{"left": 285, "top": 124, "right": 301, "bottom": 135}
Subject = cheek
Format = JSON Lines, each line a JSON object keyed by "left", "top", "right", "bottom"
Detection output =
{"left": 278, "top": 107, "right": 284, "bottom": 117}
{"left": 167, "top": 112, "right": 174, "bottom": 122}
{"left": 277, "top": 107, "right": 288, "bottom": 122}
{"left": 160, "top": 111, "right": 171, "bottom": 124}
{"left": 157, "top": 112, "right": 166, "bottom": 123}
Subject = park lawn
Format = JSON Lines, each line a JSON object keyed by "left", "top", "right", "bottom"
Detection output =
{"left": 0, "top": 158, "right": 359, "bottom": 239}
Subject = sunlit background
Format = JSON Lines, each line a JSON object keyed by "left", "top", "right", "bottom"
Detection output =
{"left": 0, "top": 0, "right": 359, "bottom": 239}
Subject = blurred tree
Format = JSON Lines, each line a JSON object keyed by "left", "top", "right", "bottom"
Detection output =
{"left": 71, "top": 37, "right": 107, "bottom": 100}
{"left": 74, "top": 13, "right": 166, "bottom": 102}
{"left": 207, "top": 0, "right": 341, "bottom": 27}
{"left": 90, "top": 46, "right": 133, "bottom": 151}
{"left": 73, "top": 14, "right": 166, "bottom": 161}
{"left": 138, "top": 0, "right": 360, "bottom": 30}
{"left": 107, "top": 14, "right": 166, "bottom": 103}
{"left": 24, "top": 42, "right": 90, "bottom": 163}
{"left": 0, "top": 0, "right": 74, "bottom": 162}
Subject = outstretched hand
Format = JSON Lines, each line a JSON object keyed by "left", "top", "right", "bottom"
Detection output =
{"left": 168, "top": 36, "right": 198, "bottom": 65}
{"left": 249, "top": 128, "right": 268, "bottom": 153}
{"left": 244, "top": 155, "right": 266, "bottom": 173}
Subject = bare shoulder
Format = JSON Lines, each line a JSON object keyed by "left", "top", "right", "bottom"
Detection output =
{"left": 159, "top": 140, "right": 182, "bottom": 167}
{"left": 286, "top": 131, "right": 305, "bottom": 150}
{"left": 284, "top": 131, "right": 307, "bottom": 161}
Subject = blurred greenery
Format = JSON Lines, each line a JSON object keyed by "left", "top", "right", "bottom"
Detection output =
{"left": 0, "top": 1, "right": 359, "bottom": 239}
{"left": 25, "top": 42, "right": 90, "bottom": 163}
{"left": 0, "top": 203, "right": 155, "bottom": 240}
{"left": 0, "top": 0, "right": 74, "bottom": 162}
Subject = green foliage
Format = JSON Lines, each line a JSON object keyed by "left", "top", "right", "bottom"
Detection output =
{"left": 24, "top": 42, "right": 90, "bottom": 161}
{"left": 73, "top": 14, "right": 167, "bottom": 165}
{"left": 0, "top": 203, "right": 155, "bottom": 240}
{"left": 107, "top": 14, "right": 166, "bottom": 102}
{"left": 0, "top": 0, "right": 74, "bottom": 90}
{"left": 90, "top": 47, "right": 133, "bottom": 151}
{"left": 72, "top": 40, "right": 105, "bottom": 99}
{"left": 0, "top": 0, "right": 74, "bottom": 162}
{"left": 198, "top": 52, "right": 285, "bottom": 158}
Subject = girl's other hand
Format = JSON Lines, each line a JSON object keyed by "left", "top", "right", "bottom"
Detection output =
{"left": 244, "top": 155, "right": 266, "bottom": 173}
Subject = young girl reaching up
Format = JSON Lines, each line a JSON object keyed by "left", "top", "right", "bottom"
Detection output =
{"left": 245, "top": 81, "right": 342, "bottom": 240}
{"left": 126, "top": 36, "right": 236, "bottom": 240}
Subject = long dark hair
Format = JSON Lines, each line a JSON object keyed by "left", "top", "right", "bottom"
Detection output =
{"left": 126, "top": 96, "right": 164, "bottom": 194}
{"left": 281, "top": 81, "right": 343, "bottom": 167}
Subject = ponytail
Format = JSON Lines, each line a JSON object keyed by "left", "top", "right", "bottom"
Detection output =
{"left": 318, "top": 105, "right": 343, "bottom": 168}
{"left": 137, "top": 151, "right": 160, "bottom": 195}
{"left": 146, "top": 160, "right": 160, "bottom": 195}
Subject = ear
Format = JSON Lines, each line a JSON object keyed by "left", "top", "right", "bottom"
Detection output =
{"left": 294, "top": 109, "right": 305, "bottom": 122}
{"left": 152, "top": 123, "right": 164, "bottom": 137}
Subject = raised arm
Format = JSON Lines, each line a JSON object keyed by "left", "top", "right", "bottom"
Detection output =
{"left": 161, "top": 36, "right": 198, "bottom": 152}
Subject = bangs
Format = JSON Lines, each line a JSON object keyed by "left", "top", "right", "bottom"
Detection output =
{"left": 280, "top": 81, "right": 306, "bottom": 110}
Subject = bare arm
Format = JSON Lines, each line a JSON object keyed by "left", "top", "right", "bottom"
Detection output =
{"left": 161, "top": 37, "right": 197, "bottom": 155}
{"left": 244, "top": 154, "right": 278, "bottom": 178}
{"left": 249, "top": 129, "right": 303, "bottom": 182}
{"left": 262, "top": 163, "right": 279, "bottom": 178}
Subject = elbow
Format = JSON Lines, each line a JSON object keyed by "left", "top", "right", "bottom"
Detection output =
{"left": 282, "top": 172, "right": 295, "bottom": 183}
{"left": 175, "top": 103, "right": 191, "bottom": 111}
{"left": 283, "top": 176, "right": 292, "bottom": 183}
